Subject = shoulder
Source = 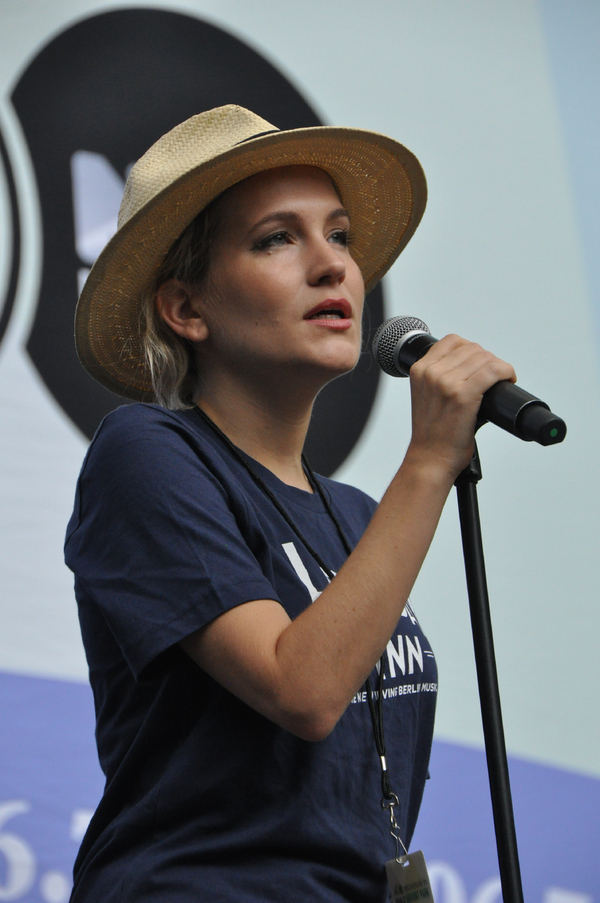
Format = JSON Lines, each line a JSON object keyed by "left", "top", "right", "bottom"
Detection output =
{"left": 66, "top": 404, "right": 241, "bottom": 547}
{"left": 86, "top": 403, "right": 202, "bottom": 460}
{"left": 77, "top": 403, "right": 218, "bottom": 498}
{"left": 91, "top": 403, "right": 196, "bottom": 446}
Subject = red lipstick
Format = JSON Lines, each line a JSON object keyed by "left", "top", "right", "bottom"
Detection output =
{"left": 304, "top": 298, "right": 352, "bottom": 326}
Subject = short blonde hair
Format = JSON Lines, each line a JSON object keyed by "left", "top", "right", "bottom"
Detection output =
{"left": 140, "top": 201, "right": 220, "bottom": 409}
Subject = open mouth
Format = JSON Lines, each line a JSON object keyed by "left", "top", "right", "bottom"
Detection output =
{"left": 309, "top": 310, "right": 345, "bottom": 320}
{"left": 305, "top": 299, "right": 352, "bottom": 320}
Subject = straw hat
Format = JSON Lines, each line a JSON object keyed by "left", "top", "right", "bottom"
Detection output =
{"left": 75, "top": 104, "right": 427, "bottom": 399}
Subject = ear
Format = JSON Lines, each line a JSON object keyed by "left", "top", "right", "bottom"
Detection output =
{"left": 155, "top": 279, "right": 210, "bottom": 343}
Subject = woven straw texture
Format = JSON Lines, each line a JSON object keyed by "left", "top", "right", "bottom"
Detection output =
{"left": 75, "top": 105, "right": 427, "bottom": 399}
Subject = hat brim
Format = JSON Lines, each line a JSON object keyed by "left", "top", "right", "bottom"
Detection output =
{"left": 75, "top": 125, "right": 427, "bottom": 400}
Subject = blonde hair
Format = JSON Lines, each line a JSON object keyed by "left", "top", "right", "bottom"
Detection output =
{"left": 140, "top": 201, "right": 221, "bottom": 409}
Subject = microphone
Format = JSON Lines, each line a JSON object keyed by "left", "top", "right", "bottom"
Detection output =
{"left": 372, "top": 316, "right": 566, "bottom": 446}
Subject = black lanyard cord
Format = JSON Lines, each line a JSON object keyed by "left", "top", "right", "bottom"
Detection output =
{"left": 196, "top": 407, "right": 335, "bottom": 580}
{"left": 195, "top": 406, "right": 396, "bottom": 802}
{"left": 365, "top": 656, "right": 394, "bottom": 800}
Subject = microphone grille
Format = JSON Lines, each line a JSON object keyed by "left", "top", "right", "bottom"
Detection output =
{"left": 372, "top": 316, "right": 431, "bottom": 376}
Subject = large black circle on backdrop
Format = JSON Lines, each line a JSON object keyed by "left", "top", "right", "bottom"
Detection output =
{"left": 11, "top": 8, "right": 384, "bottom": 476}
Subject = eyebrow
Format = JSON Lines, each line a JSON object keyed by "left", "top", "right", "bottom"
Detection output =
{"left": 248, "top": 207, "right": 350, "bottom": 235}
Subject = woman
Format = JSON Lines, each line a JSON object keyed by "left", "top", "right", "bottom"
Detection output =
{"left": 66, "top": 105, "right": 514, "bottom": 902}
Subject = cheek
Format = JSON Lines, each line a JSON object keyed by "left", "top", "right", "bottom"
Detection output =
{"left": 231, "top": 265, "right": 299, "bottom": 319}
{"left": 211, "top": 251, "right": 273, "bottom": 298}
{"left": 206, "top": 273, "right": 288, "bottom": 335}
{"left": 348, "top": 259, "right": 365, "bottom": 306}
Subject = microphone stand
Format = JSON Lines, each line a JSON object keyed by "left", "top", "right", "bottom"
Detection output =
{"left": 454, "top": 438, "right": 525, "bottom": 903}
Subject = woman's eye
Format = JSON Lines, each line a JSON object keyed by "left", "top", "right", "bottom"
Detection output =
{"left": 329, "top": 229, "right": 351, "bottom": 247}
{"left": 255, "top": 231, "right": 289, "bottom": 250}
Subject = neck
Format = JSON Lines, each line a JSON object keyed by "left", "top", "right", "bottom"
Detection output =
{"left": 196, "top": 372, "right": 318, "bottom": 491}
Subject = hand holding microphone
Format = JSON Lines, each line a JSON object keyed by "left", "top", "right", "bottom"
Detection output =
{"left": 373, "top": 317, "right": 566, "bottom": 447}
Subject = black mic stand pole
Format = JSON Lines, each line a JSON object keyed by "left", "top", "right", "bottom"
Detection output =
{"left": 454, "top": 438, "right": 525, "bottom": 903}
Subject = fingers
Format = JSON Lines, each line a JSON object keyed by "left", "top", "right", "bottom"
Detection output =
{"left": 417, "top": 333, "right": 516, "bottom": 381}
{"left": 406, "top": 334, "right": 517, "bottom": 478}
{"left": 411, "top": 334, "right": 516, "bottom": 397}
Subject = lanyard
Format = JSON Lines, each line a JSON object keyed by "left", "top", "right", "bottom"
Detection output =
{"left": 195, "top": 408, "right": 401, "bottom": 822}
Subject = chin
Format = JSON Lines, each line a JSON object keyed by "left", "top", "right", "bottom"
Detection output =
{"left": 314, "top": 352, "right": 361, "bottom": 385}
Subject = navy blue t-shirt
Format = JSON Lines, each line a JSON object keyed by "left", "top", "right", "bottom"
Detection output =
{"left": 65, "top": 404, "right": 437, "bottom": 902}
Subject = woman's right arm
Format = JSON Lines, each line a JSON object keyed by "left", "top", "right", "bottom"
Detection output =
{"left": 181, "top": 335, "right": 516, "bottom": 740}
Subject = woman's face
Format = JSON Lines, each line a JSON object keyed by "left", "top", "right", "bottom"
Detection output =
{"left": 191, "top": 165, "right": 365, "bottom": 393}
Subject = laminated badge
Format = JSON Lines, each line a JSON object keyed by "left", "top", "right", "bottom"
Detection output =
{"left": 385, "top": 849, "right": 435, "bottom": 903}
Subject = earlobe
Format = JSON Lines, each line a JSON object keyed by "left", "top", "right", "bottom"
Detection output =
{"left": 155, "top": 279, "right": 210, "bottom": 343}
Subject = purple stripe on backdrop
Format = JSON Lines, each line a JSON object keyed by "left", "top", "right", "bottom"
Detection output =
{"left": 0, "top": 671, "right": 102, "bottom": 902}
{"left": 412, "top": 738, "right": 599, "bottom": 902}
{"left": 1, "top": 670, "right": 598, "bottom": 902}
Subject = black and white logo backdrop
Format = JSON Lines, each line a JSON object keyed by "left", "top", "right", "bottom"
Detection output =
{"left": 7, "top": 7, "right": 384, "bottom": 475}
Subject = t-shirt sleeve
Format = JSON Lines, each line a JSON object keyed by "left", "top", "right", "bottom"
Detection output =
{"left": 65, "top": 406, "right": 280, "bottom": 681}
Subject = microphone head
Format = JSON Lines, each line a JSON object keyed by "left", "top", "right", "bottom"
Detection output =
{"left": 372, "top": 316, "right": 431, "bottom": 376}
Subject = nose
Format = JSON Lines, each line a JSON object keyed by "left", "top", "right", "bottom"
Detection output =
{"left": 307, "top": 236, "right": 346, "bottom": 286}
